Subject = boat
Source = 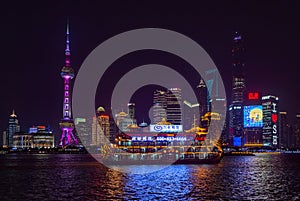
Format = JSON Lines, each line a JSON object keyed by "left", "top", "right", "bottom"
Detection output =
{"left": 96, "top": 116, "right": 224, "bottom": 165}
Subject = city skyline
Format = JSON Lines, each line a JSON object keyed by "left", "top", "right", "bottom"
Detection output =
{"left": 0, "top": 1, "right": 299, "bottom": 136}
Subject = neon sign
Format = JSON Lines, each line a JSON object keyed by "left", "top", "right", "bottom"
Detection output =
{"left": 150, "top": 125, "right": 183, "bottom": 132}
{"left": 248, "top": 92, "right": 259, "bottom": 100}
{"left": 131, "top": 136, "right": 187, "bottom": 142}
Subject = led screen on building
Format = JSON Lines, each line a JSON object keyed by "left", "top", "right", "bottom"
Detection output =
{"left": 244, "top": 105, "right": 263, "bottom": 128}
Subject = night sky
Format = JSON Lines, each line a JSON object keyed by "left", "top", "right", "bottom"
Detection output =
{"left": 0, "top": 1, "right": 299, "bottom": 137}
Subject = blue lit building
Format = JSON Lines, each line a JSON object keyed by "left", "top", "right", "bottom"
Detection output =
{"left": 6, "top": 110, "right": 20, "bottom": 147}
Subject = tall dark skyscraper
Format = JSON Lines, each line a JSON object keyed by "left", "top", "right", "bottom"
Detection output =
{"left": 231, "top": 32, "right": 246, "bottom": 104}
{"left": 229, "top": 32, "right": 246, "bottom": 146}
{"left": 293, "top": 114, "right": 300, "bottom": 149}
{"left": 278, "top": 111, "right": 289, "bottom": 149}
{"left": 197, "top": 78, "right": 209, "bottom": 127}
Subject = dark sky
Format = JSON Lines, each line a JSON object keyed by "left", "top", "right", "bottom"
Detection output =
{"left": 0, "top": 1, "right": 299, "bottom": 137}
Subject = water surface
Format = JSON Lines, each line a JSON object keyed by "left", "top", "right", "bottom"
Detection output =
{"left": 0, "top": 153, "right": 299, "bottom": 200}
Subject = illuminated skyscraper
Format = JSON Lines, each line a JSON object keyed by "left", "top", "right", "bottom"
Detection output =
{"left": 167, "top": 88, "right": 182, "bottom": 125}
{"left": 127, "top": 103, "right": 136, "bottom": 124}
{"left": 182, "top": 100, "right": 200, "bottom": 130}
{"left": 96, "top": 107, "right": 110, "bottom": 145}
{"left": 262, "top": 95, "right": 279, "bottom": 147}
{"left": 59, "top": 23, "right": 78, "bottom": 147}
{"left": 229, "top": 32, "right": 246, "bottom": 146}
{"left": 6, "top": 110, "right": 20, "bottom": 147}
{"left": 153, "top": 88, "right": 182, "bottom": 125}
{"left": 153, "top": 90, "right": 167, "bottom": 124}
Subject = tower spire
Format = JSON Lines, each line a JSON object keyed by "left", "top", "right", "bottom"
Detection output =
{"left": 65, "top": 21, "right": 71, "bottom": 67}
{"left": 10, "top": 109, "right": 17, "bottom": 118}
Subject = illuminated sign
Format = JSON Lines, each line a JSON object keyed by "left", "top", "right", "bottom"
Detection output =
{"left": 150, "top": 125, "right": 183, "bottom": 132}
{"left": 272, "top": 103, "right": 278, "bottom": 141}
{"left": 131, "top": 136, "right": 187, "bottom": 142}
{"left": 248, "top": 92, "right": 259, "bottom": 100}
{"left": 156, "top": 136, "right": 187, "bottom": 141}
{"left": 132, "top": 136, "right": 153, "bottom": 141}
{"left": 262, "top": 95, "right": 279, "bottom": 100}
{"left": 28, "top": 127, "right": 38, "bottom": 134}
{"left": 273, "top": 136, "right": 278, "bottom": 145}
{"left": 244, "top": 105, "right": 263, "bottom": 128}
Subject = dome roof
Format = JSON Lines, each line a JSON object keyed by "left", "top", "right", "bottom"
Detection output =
{"left": 96, "top": 106, "right": 105, "bottom": 113}
{"left": 61, "top": 66, "right": 75, "bottom": 78}
{"left": 118, "top": 111, "right": 127, "bottom": 116}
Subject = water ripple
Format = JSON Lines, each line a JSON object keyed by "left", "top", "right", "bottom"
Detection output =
{"left": 0, "top": 154, "right": 299, "bottom": 200}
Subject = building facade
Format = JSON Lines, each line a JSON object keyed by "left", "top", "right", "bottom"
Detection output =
{"left": 278, "top": 112, "right": 290, "bottom": 149}
{"left": 262, "top": 95, "right": 279, "bottom": 147}
{"left": 13, "top": 126, "right": 54, "bottom": 149}
{"left": 243, "top": 92, "right": 263, "bottom": 146}
{"left": 293, "top": 115, "right": 300, "bottom": 149}
{"left": 167, "top": 88, "right": 182, "bottom": 125}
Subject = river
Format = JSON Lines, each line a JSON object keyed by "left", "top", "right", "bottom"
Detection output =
{"left": 0, "top": 153, "right": 299, "bottom": 200}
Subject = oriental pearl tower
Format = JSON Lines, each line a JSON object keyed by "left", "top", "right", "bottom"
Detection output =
{"left": 59, "top": 23, "right": 78, "bottom": 147}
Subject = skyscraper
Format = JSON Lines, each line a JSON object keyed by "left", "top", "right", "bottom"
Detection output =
{"left": 262, "top": 95, "right": 279, "bottom": 147}
{"left": 153, "top": 90, "right": 167, "bottom": 124}
{"left": 229, "top": 32, "right": 246, "bottom": 146}
{"left": 293, "top": 114, "right": 300, "bottom": 149}
{"left": 182, "top": 100, "right": 200, "bottom": 130}
{"left": 74, "top": 117, "right": 92, "bottom": 146}
{"left": 59, "top": 23, "right": 78, "bottom": 147}
{"left": 96, "top": 107, "right": 110, "bottom": 144}
{"left": 7, "top": 110, "right": 20, "bottom": 147}
{"left": 153, "top": 88, "right": 182, "bottom": 125}
{"left": 127, "top": 103, "right": 136, "bottom": 124}
{"left": 197, "top": 78, "right": 209, "bottom": 126}
{"left": 278, "top": 111, "right": 289, "bottom": 149}
{"left": 167, "top": 88, "right": 182, "bottom": 125}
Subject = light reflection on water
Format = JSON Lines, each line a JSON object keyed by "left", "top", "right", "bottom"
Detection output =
{"left": 0, "top": 154, "right": 299, "bottom": 200}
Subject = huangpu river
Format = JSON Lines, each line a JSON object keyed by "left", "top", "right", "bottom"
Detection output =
{"left": 0, "top": 153, "right": 299, "bottom": 200}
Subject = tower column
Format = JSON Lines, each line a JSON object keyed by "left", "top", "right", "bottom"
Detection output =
{"left": 59, "top": 23, "right": 78, "bottom": 147}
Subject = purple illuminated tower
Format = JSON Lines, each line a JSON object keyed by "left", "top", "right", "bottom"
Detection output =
{"left": 59, "top": 23, "right": 78, "bottom": 147}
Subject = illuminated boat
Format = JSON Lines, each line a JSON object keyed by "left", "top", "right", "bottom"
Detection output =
{"left": 99, "top": 116, "right": 223, "bottom": 165}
